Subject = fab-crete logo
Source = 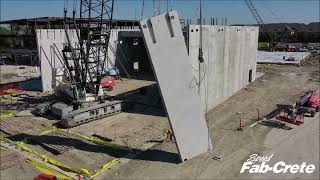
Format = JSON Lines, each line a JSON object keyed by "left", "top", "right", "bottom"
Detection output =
{"left": 240, "top": 154, "right": 316, "bottom": 174}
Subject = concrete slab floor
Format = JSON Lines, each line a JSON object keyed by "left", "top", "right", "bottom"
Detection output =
{"left": 257, "top": 51, "right": 311, "bottom": 65}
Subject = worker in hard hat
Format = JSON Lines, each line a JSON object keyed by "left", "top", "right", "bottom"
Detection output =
{"left": 164, "top": 128, "right": 174, "bottom": 142}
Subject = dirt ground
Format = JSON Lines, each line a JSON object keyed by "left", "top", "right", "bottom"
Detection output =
{"left": 97, "top": 54, "right": 319, "bottom": 180}
{"left": 0, "top": 54, "right": 319, "bottom": 179}
{"left": 0, "top": 70, "right": 168, "bottom": 179}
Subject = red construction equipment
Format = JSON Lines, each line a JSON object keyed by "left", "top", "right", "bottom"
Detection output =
{"left": 275, "top": 104, "right": 304, "bottom": 126}
{"left": 276, "top": 113, "right": 304, "bottom": 126}
{"left": 0, "top": 84, "right": 23, "bottom": 96}
{"left": 274, "top": 90, "right": 319, "bottom": 126}
{"left": 297, "top": 89, "right": 320, "bottom": 117}
{"left": 307, "top": 89, "right": 320, "bottom": 109}
{"left": 33, "top": 173, "right": 57, "bottom": 180}
{"left": 100, "top": 76, "right": 116, "bottom": 91}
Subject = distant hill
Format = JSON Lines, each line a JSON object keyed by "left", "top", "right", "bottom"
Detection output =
{"left": 233, "top": 22, "right": 320, "bottom": 42}
{"left": 234, "top": 22, "right": 320, "bottom": 32}
{"left": 260, "top": 22, "right": 319, "bottom": 32}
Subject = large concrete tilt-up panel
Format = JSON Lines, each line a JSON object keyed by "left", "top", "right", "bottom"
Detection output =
{"left": 140, "top": 11, "right": 212, "bottom": 161}
{"left": 36, "top": 29, "right": 78, "bottom": 92}
{"left": 188, "top": 25, "right": 259, "bottom": 111}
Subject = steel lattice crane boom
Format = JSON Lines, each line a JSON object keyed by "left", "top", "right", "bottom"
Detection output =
{"left": 36, "top": 0, "right": 122, "bottom": 127}
{"left": 244, "top": 0, "right": 297, "bottom": 49}
{"left": 243, "top": 0, "right": 272, "bottom": 43}
{"left": 244, "top": 0, "right": 264, "bottom": 25}
{"left": 80, "top": 0, "right": 114, "bottom": 95}
{"left": 62, "top": 0, "right": 115, "bottom": 102}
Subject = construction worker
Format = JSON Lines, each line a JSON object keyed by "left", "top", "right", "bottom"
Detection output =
{"left": 164, "top": 128, "right": 174, "bottom": 142}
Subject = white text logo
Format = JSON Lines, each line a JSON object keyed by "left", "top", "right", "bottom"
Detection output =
{"left": 240, "top": 154, "right": 316, "bottom": 174}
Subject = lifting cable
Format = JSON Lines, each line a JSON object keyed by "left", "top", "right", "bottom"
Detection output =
{"left": 140, "top": 0, "right": 145, "bottom": 20}
{"left": 198, "top": 0, "right": 204, "bottom": 94}
{"left": 153, "top": 0, "right": 156, "bottom": 16}
{"left": 205, "top": 46, "right": 211, "bottom": 151}
{"left": 166, "top": 0, "right": 173, "bottom": 12}
{"left": 157, "top": 0, "right": 161, "bottom": 15}
{"left": 263, "top": 4, "right": 296, "bottom": 34}
{"left": 64, "top": 0, "right": 69, "bottom": 19}
{"left": 199, "top": 0, "right": 203, "bottom": 60}
{"left": 152, "top": 0, "right": 161, "bottom": 16}
{"left": 166, "top": 0, "right": 169, "bottom": 12}
{"left": 72, "top": 0, "right": 77, "bottom": 19}
{"left": 198, "top": 0, "right": 211, "bottom": 150}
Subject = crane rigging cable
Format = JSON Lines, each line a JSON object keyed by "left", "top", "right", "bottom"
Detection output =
{"left": 156, "top": 0, "right": 161, "bottom": 15}
{"left": 140, "top": 0, "right": 145, "bottom": 20}
{"left": 262, "top": 5, "right": 296, "bottom": 33}
{"left": 198, "top": 0, "right": 204, "bottom": 94}
{"left": 199, "top": 0, "right": 203, "bottom": 51}
{"left": 167, "top": 0, "right": 169, "bottom": 12}
{"left": 64, "top": 0, "right": 68, "bottom": 18}
{"left": 243, "top": 0, "right": 272, "bottom": 43}
{"left": 153, "top": 0, "right": 156, "bottom": 16}
{"left": 263, "top": 5, "right": 283, "bottom": 24}
{"left": 73, "top": 0, "right": 77, "bottom": 19}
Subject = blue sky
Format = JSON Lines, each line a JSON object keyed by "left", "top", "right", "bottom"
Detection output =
{"left": 1, "top": 0, "right": 319, "bottom": 24}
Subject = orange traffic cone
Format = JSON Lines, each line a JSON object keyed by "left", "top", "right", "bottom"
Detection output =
{"left": 257, "top": 108, "right": 261, "bottom": 121}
